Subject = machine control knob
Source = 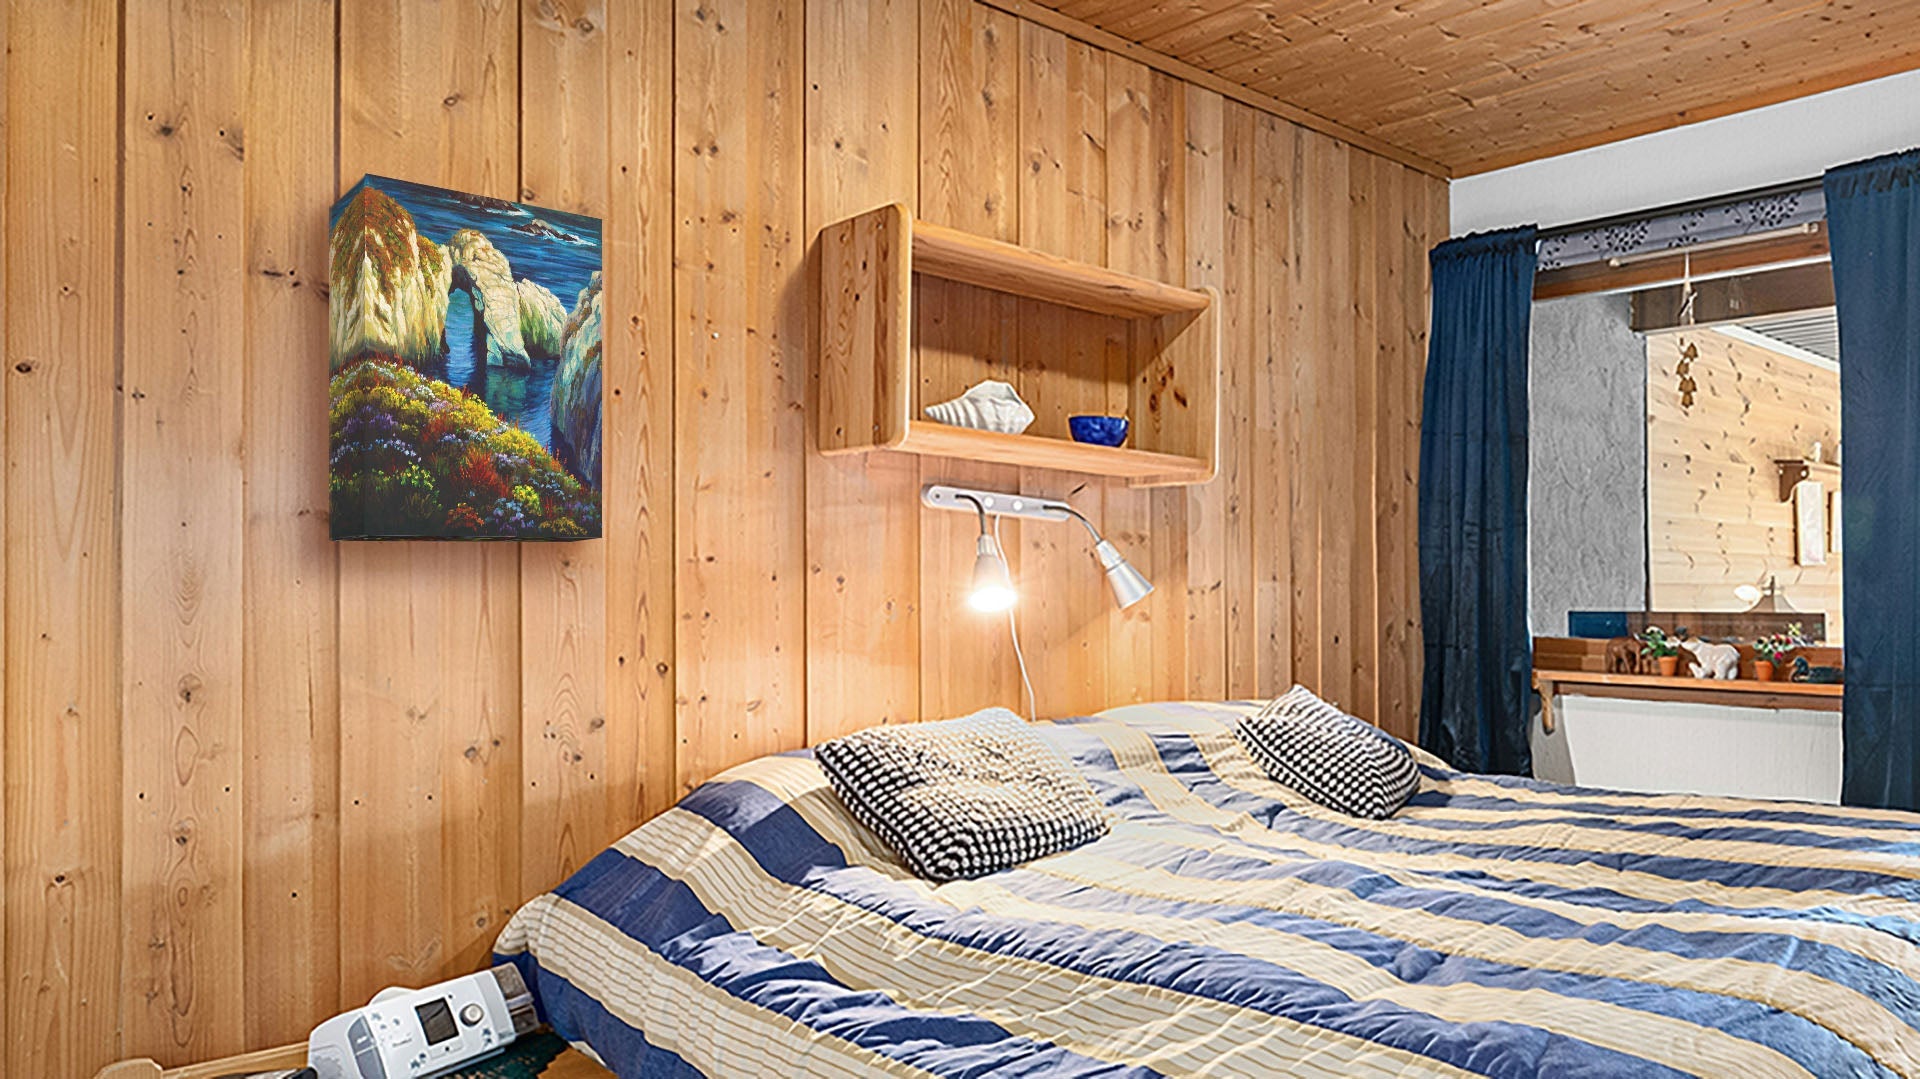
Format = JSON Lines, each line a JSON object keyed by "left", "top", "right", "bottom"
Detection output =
{"left": 460, "top": 1002, "right": 485, "bottom": 1026}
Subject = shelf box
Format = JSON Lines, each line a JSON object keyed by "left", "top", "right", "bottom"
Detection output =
{"left": 818, "top": 202, "right": 1220, "bottom": 488}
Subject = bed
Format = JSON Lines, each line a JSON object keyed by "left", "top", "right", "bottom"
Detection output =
{"left": 496, "top": 701, "right": 1920, "bottom": 1077}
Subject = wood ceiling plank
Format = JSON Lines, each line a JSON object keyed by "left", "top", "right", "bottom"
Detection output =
{"left": 1452, "top": 56, "right": 1920, "bottom": 172}
{"left": 1243, "top": 0, "right": 1792, "bottom": 116}
{"left": 1196, "top": 0, "right": 1497, "bottom": 80}
{"left": 1288, "top": 0, "right": 1908, "bottom": 145}
{"left": 1053, "top": 0, "right": 1197, "bottom": 34}
{"left": 1401, "top": 36, "right": 1920, "bottom": 173}
{"left": 1142, "top": 7, "right": 1279, "bottom": 65}
{"left": 978, "top": 0, "right": 1451, "bottom": 177}
{"left": 1128, "top": 0, "right": 1279, "bottom": 51}
{"left": 1029, "top": 0, "right": 1920, "bottom": 173}
{"left": 1351, "top": 0, "right": 1841, "bottom": 133}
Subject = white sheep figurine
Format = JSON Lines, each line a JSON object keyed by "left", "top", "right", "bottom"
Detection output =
{"left": 1679, "top": 638, "right": 1741, "bottom": 680}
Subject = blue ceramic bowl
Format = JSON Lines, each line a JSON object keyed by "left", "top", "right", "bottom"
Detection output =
{"left": 1068, "top": 415, "right": 1130, "bottom": 447}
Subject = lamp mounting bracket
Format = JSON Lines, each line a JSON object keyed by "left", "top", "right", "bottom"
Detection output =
{"left": 921, "top": 484, "right": 1072, "bottom": 523}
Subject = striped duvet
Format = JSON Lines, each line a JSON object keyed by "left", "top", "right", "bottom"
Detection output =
{"left": 495, "top": 701, "right": 1920, "bottom": 1077}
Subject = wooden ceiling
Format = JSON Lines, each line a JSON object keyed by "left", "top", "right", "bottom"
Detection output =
{"left": 1026, "top": 0, "right": 1920, "bottom": 176}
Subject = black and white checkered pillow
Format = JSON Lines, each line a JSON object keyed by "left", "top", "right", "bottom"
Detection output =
{"left": 814, "top": 708, "right": 1110, "bottom": 881}
{"left": 1234, "top": 686, "right": 1419, "bottom": 819}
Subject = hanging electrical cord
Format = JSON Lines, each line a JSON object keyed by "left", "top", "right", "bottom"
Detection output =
{"left": 920, "top": 482, "right": 1154, "bottom": 722}
{"left": 995, "top": 512, "right": 1038, "bottom": 722}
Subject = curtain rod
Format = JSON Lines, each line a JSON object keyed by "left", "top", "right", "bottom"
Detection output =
{"left": 1534, "top": 176, "right": 1823, "bottom": 243}
{"left": 1602, "top": 221, "right": 1823, "bottom": 267}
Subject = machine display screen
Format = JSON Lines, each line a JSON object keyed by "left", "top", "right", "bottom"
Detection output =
{"left": 415, "top": 998, "right": 458, "bottom": 1045}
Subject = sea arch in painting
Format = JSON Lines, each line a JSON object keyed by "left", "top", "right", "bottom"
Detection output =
{"left": 328, "top": 174, "right": 603, "bottom": 540}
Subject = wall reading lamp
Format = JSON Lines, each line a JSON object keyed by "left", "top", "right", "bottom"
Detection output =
{"left": 922, "top": 484, "right": 1154, "bottom": 612}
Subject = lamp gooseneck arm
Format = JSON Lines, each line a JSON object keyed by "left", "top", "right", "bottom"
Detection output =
{"left": 956, "top": 493, "right": 991, "bottom": 535}
{"left": 1057, "top": 504, "right": 1104, "bottom": 545}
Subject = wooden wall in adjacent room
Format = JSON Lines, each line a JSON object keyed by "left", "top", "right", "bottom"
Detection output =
{"left": 1647, "top": 328, "right": 1843, "bottom": 640}
{"left": 0, "top": 0, "right": 1444, "bottom": 1072}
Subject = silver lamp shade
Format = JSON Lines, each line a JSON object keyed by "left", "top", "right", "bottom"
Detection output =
{"left": 1093, "top": 539, "right": 1153, "bottom": 609}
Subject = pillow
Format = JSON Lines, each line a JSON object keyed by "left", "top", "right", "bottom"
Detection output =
{"left": 1234, "top": 686, "right": 1419, "bottom": 819}
{"left": 814, "top": 708, "right": 1110, "bottom": 881}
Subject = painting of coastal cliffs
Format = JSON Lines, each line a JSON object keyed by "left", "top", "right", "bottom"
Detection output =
{"left": 328, "top": 175, "right": 602, "bottom": 540}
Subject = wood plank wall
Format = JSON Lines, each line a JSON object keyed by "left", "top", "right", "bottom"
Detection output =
{"left": 1647, "top": 328, "right": 1843, "bottom": 640}
{"left": 0, "top": 0, "right": 1444, "bottom": 1071}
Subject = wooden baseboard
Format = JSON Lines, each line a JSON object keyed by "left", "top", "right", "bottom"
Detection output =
{"left": 95, "top": 1044, "right": 303, "bottom": 1079}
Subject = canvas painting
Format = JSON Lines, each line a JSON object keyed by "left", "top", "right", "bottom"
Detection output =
{"left": 329, "top": 175, "right": 603, "bottom": 540}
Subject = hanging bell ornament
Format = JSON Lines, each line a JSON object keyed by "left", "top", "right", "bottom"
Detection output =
{"left": 1676, "top": 340, "right": 1698, "bottom": 410}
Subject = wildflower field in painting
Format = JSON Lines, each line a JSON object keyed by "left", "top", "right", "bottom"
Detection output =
{"left": 329, "top": 175, "right": 602, "bottom": 539}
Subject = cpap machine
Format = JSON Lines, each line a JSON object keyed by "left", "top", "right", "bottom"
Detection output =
{"left": 304, "top": 964, "right": 540, "bottom": 1079}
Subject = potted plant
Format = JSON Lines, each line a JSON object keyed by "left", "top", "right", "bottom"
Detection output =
{"left": 1638, "top": 626, "right": 1681, "bottom": 676}
{"left": 1753, "top": 624, "right": 1806, "bottom": 682}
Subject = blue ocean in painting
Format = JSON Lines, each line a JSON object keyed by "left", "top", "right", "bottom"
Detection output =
{"left": 443, "top": 289, "right": 559, "bottom": 445}
{"left": 329, "top": 174, "right": 600, "bottom": 453}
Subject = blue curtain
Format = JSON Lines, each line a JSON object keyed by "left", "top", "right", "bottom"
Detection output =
{"left": 1418, "top": 226, "right": 1538, "bottom": 775}
{"left": 1826, "top": 149, "right": 1920, "bottom": 810}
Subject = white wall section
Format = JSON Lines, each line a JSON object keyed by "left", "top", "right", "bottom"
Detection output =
{"left": 1534, "top": 696, "right": 1842, "bottom": 803}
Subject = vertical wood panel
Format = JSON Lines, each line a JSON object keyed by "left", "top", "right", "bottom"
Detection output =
{"left": 1010, "top": 22, "right": 1110, "bottom": 720}
{"left": 920, "top": 0, "right": 1020, "bottom": 242}
{"left": 918, "top": 0, "right": 1025, "bottom": 720}
{"left": 241, "top": 0, "right": 341, "bottom": 1049}
{"left": 121, "top": 0, "right": 248, "bottom": 1060}
{"left": 1400, "top": 166, "right": 1440, "bottom": 741}
{"left": 1103, "top": 59, "right": 1184, "bottom": 707}
{"left": 1220, "top": 100, "right": 1260, "bottom": 699}
{"left": 1181, "top": 84, "right": 1226, "bottom": 702}
{"left": 1287, "top": 130, "right": 1327, "bottom": 696}
{"left": 1346, "top": 149, "right": 1379, "bottom": 720}
{"left": 1007, "top": 21, "right": 1109, "bottom": 721}
{"left": 4, "top": 2, "right": 122, "bottom": 1074}
{"left": 1316, "top": 134, "right": 1354, "bottom": 708}
{"left": 337, "top": 0, "right": 524, "bottom": 1006}
{"left": 674, "top": 0, "right": 807, "bottom": 791}
{"left": 1258, "top": 112, "right": 1301, "bottom": 695}
{"left": 0, "top": 0, "right": 9, "bottom": 1049}
{"left": 518, "top": 0, "right": 613, "bottom": 898}
{"left": 605, "top": 0, "right": 679, "bottom": 824}
{"left": 806, "top": 0, "right": 922, "bottom": 742}
{"left": 1374, "top": 160, "right": 1418, "bottom": 741}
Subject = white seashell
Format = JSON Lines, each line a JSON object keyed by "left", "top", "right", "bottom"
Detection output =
{"left": 923, "top": 379, "right": 1035, "bottom": 435}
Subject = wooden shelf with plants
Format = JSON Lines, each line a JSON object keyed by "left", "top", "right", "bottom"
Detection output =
{"left": 817, "top": 202, "right": 1220, "bottom": 487}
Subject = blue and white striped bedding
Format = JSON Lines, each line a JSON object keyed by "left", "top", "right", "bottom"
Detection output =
{"left": 495, "top": 701, "right": 1920, "bottom": 1077}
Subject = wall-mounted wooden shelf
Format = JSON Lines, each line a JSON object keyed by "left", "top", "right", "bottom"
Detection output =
{"left": 818, "top": 203, "right": 1220, "bottom": 487}
{"left": 903, "top": 422, "right": 1209, "bottom": 483}
{"left": 1532, "top": 668, "right": 1841, "bottom": 733}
